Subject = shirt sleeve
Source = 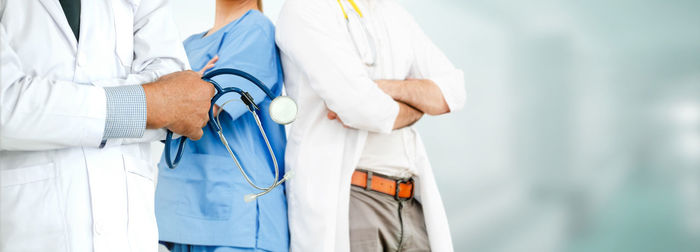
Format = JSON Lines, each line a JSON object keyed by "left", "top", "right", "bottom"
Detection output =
{"left": 208, "top": 24, "right": 280, "bottom": 121}
{"left": 407, "top": 14, "right": 466, "bottom": 112}
{"left": 275, "top": 0, "right": 399, "bottom": 134}
{"left": 102, "top": 85, "right": 147, "bottom": 141}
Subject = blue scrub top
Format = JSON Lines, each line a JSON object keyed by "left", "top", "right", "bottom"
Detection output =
{"left": 155, "top": 10, "right": 288, "bottom": 252}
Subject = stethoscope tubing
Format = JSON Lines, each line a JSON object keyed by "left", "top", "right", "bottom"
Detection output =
{"left": 163, "top": 68, "right": 288, "bottom": 201}
{"left": 165, "top": 68, "right": 276, "bottom": 168}
{"left": 339, "top": 0, "right": 376, "bottom": 66}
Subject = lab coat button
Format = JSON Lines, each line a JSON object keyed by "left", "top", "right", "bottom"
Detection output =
{"left": 94, "top": 222, "right": 104, "bottom": 235}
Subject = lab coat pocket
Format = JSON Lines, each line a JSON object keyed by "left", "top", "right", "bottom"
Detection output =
{"left": 122, "top": 155, "right": 158, "bottom": 251}
{"left": 112, "top": 2, "right": 135, "bottom": 69}
{"left": 1, "top": 163, "right": 57, "bottom": 186}
{"left": 124, "top": 154, "right": 156, "bottom": 182}
{"left": 1, "top": 163, "right": 68, "bottom": 251}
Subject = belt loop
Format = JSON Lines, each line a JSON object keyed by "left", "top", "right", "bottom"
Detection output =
{"left": 365, "top": 171, "right": 373, "bottom": 191}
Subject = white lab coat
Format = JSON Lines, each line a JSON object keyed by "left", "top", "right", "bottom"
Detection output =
{"left": 276, "top": 0, "right": 466, "bottom": 251}
{"left": 0, "top": 0, "right": 187, "bottom": 251}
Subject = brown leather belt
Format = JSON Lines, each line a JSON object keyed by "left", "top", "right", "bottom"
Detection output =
{"left": 351, "top": 170, "right": 414, "bottom": 201}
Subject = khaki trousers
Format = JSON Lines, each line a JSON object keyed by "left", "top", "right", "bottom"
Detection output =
{"left": 348, "top": 186, "right": 430, "bottom": 252}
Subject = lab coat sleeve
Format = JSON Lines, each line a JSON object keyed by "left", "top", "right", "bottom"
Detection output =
{"left": 276, "top": 0, "right": 399, "bottom": 134}
{"left": 209, "top": 25, "right": 280, "bottom": 121}
{"left": 0, "top": 25, "right": 107, "bottom": 150}
{"left": 100, "top": 0, "right": 189, "bottom": 144}
{"left": 0, "top": 0, "right": 188, "bottom": 150}
{"left": 407, "top": 16, "right": 466, "bottom": 112}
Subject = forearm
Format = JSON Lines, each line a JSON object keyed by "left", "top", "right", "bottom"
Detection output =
{"left": 377, "top": 79, "right": 450, "bottom": 115}
{"left": 1, "top": 77, "right": 107, "bottom": 150}
{"left": 393, "top": 101, "right": 423, "bottom": 130}
{"left": 327, "top": 100, "right": 421, "bottom": 131}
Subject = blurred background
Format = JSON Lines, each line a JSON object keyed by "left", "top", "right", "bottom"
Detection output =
{"left": 167, "top": 0, "right": 700, "bottom": 251}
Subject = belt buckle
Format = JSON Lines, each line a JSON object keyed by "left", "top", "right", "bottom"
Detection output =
{"left": 395, "top": 177, "right": 414, "bottom": 202}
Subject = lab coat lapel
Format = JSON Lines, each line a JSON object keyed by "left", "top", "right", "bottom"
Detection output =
{"left": 38, "top": 0, "right": 78, "bottom": 51}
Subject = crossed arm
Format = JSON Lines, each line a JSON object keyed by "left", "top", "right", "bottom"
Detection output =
{"left": 328, "top": 78, "right": 449, "bottom": 130}
{"left": 375, "top": 79, "right": 450, "bottom": 115}
{"left": 276, "top": 0, "right": 461, "bottom": 133}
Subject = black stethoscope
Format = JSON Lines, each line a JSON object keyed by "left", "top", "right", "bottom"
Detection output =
{"left": 164, "top": 68, "right": 297, "bottom": 202}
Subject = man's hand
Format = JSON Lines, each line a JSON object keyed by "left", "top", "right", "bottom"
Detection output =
{"left": 143, "top": 70, "right": 215, "bottom": 140}
{"left": 375, "top": 79, "right": 450, "bottom": 115}
{"left": 392, "top": 102, "right": 423, "bottom": 129}
{"left": 327, "top": 110, "right": 350, "bottom": 128}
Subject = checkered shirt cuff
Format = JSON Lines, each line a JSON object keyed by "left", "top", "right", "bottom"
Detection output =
{"left": 102, "top": 85, "right": 147, "bottom": 140}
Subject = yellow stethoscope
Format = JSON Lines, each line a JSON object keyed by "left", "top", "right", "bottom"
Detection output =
{"left": 337, "top": 0, "right": 377, "bottom": 66}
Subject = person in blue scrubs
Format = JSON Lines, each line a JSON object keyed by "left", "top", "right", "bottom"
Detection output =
{"left": 154, "top": 1, "right": 288, "bottom": 251}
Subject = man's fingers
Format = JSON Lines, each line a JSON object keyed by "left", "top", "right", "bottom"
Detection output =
{"left": 195, "top": 82, "right": 214, "bottom": 100}
{"left": 212, "top": 104, "right": 222, "bottom": 117}
{"left": 325, "top": 110, "right": 350, "bottom": 128}
{"left": 197, "top": 80, "right": 216, "bottom": 97}
{"left": 187, "top": 128, "right": 204, "bottom": 141}
{"left": 200, "top": 116, "right": 208, "bottom": 128}
{"left": 169, "top": 116, "right": 206, "bottom": 141}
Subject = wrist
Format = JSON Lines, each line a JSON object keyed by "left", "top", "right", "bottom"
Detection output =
{"left": 143, "top": 81, "right": 170, "bottom": 129}
{"left": 392, "top": 80, "right": 408, "bottom": 101}
{"left": 378, "top": 80, "right": 405, "bottom": 101}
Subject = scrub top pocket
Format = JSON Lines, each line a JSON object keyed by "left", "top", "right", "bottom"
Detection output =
{"left": 157, "top": 153, "right": 256, "bottom": 221}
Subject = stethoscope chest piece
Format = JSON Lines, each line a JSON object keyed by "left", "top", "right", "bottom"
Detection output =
{"left": 269, "top": 96, "right": 297, "bottom": 125}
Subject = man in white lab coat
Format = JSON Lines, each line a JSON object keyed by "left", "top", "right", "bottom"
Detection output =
{"left": 0, "top": 0, "right": 214, "bottom": 251}
{"left": 276, "top": 0, "right": 466, "bottom": 251}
